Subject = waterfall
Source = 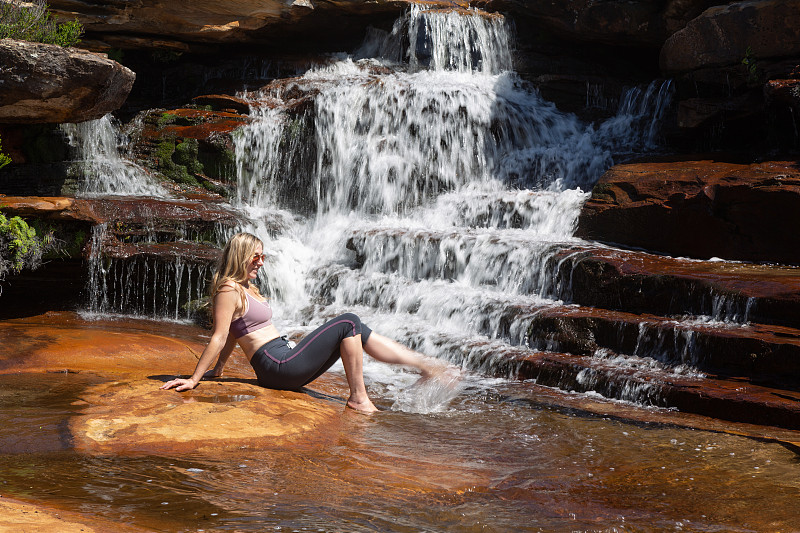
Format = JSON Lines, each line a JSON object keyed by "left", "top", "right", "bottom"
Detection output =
{"left": 77, "top": 4, "right": 680, "bottom": 409}
{"left": 225, "top": 3, "right": 678, "bottom": 412}
{"left": 62, "top": 115, "right": 166, "bottom": 197}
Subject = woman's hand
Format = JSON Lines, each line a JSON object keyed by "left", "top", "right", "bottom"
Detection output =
{"left": 160, "top": 377, "right": 198, "bottom": 392}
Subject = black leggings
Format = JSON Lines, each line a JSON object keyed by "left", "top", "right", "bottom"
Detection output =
{"left": 249, "top": 313, "right": 372, "bottom": 390}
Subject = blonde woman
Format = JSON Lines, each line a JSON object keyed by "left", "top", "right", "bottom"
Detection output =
{"left": 161, "top": 232, "right": 443, "bottom": 412}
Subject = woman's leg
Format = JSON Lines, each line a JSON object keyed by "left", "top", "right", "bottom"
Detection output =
{"left": 339, "top": 335, "right": 378, "bottom": 413}
{"left": 362, "top": 332, "right": 445, "bottom": 378}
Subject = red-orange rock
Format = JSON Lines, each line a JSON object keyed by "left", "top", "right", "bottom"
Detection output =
{"left": 71, "top": 379, "right": 341, "bottom": 454}
{"left": 0, "top": 496, "right": 150, "bottom": 533}
{"left": 576, "top": 159, "right": 800, "bottom": 265}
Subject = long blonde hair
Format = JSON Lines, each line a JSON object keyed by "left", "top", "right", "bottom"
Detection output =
{"left": 210, "top": 232, "right": 263, "bottom": 308}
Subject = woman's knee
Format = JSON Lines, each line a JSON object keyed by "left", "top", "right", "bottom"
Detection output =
{"left": 336, "top": 312, "right": 363, "bottom": 336}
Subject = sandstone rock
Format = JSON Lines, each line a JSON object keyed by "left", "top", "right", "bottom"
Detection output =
{"left": 765, "top": 78, "right": 800, "bottom": 114}
{"left": 0, "top": 311, "right": 217, "bottom": 375}
{"left": 0, "top": 496, "right": 149, "bottom": 533}
{"left": 660, "top": 0, "right": 800, "bottom": 75}
{"left": 576, "top": 159, "right": 800, "bottom": 265}
{"left": 676, "top": 91, "right": 761, "bottom": 128}
{"left": 0, "top": 39, "right": 135, "bottom": 124}
{"left": 71, "top": 379, "right": 341, "bottom": 454}
{"left": 48, "top": 0, "right": 409, "bottom": 49}
{"left": 548, "top": 245, "right": 800, "bottom": 329}
{"left": 479, "top": 0, "right": 718, "bottom": 47}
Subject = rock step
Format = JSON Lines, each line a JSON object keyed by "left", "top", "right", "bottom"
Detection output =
{"left": 576, "top": 158, "right": 800, "bottom": 265}
{"left": 312, "top": 266, "right": 800, "bottom": 390}
{"left": 430, "top": 188, "right": 588, "bottom": 231}
{"left": 526, "top": 305, "right": 800, "bottom": 390}
{"left": 346, "top": 226, "right": 800, "bottom": 328}
{"left": 399, "top": 328, "right": 800, "bottom": 430}
{"left": 550, "top": 245, "right": 800, "bottom": 329}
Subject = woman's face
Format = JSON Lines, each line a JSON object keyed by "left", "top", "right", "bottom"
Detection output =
{"left": 247, "top": 244, "right": 265, "bottom": 280}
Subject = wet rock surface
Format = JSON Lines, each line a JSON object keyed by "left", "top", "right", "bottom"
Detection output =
{"left": 0, "top": 496, "right": 150, "bottom": 533}
{"left": 576, "top": 159, "right": 800, "bottom": 264}
{"left": 0, "top": 39, "right": 135, "bottom": 124}
{"left": 550, "top": 245, "right": 800, "bottom": 328}
{"left": 73, "top": 379, "right": 341, "bottom": 454}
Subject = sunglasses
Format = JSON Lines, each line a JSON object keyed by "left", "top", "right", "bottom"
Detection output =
{"left": 252, "top": 253, "right": 268, "bottom": 262}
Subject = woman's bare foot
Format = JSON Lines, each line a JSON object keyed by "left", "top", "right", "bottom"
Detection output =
{"left": 347, "top": 396, "right": 379, "bottom": 413}
{"left": 419, "top": 358, "right": 458, "bottom": 380}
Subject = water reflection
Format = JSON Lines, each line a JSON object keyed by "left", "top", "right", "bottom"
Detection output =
{"left": 1, "top": 371, "right": 799, "bottom": 531}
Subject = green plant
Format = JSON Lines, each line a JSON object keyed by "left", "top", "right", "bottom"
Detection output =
{"left": 741, "top": 46, "right": 759, "bottom": 85}
{"left": 0, "top": 0, "right": 83, "bottom": 47}
{"left": 0, "top": 135, "right": 11, "bottom": 170}
{"left": 0, "top": 213, "right": 54, "bottom": 278}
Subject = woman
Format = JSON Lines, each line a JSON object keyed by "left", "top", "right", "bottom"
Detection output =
{"left": 161, "top": 232, "right": 444, "bottom": 412}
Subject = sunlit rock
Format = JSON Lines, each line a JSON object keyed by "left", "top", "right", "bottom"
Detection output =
{"left": 0, "top": 496, "right": 149, "bottom": 533}
{"left": 70, "top": 379, "right": 341, "bottom": 454}
{"left": 0, "top": 312, "right": 213, "bottom": 375}
{"left": 0, "top": 39, "right": 135, "bottom": 124}
{"left": 576, "top": 159, "right": 800, "bottom": 265}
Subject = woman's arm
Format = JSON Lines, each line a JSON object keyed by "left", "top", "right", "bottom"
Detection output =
{"left": 160, "top": 287, "right": 239, "bottom": 392}
{"left": 204, "top": 333, "right": 237, "bottom": 378}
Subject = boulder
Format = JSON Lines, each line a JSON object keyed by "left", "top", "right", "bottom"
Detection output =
{"left": 0, "top": 39, "right": 135, "bottom": 124}
{"left": 660, "top": 0, "right": 800, "bottom": 75}
{"left": 576, "top": 158, "right": 800, "bottom": 265}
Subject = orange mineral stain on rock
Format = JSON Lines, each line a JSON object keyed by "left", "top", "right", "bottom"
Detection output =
{"left": 0, "top": 496, "right": 149, "bottom": 533}
{"left": 71, "top": 379, "right": 340, "bottom": 454}
{"left": 0, "top": 318, "right": 208, "bottom": 378}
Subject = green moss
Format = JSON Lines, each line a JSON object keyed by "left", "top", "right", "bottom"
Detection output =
{"left": 590, "top": 183, "right": 616, "bottom": 202}
{"left": 0, "top": 136, "right": 10, "bottom": 170}
{"left": 157, "top": 112, "right": 178, "bottom": 129}
{"left": 155, "top": 136, "right": 200, "bottom": 186}
{"left": 173, "top": 138, "right": 203, "bottom": 174}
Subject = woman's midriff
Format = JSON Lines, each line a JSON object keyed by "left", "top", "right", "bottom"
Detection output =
{"left": 236, "top": 324, "right": 281, "bottom": 361}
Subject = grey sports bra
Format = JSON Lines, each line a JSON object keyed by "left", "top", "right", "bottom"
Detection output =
{"left": 229, "top": 292, "right": 273, "bottom": 338}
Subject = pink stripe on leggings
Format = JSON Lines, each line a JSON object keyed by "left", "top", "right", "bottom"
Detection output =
{"left": 264, "top": 319, "right": 357, "bottom": 364}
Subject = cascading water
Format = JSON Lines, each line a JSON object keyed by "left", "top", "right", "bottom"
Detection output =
{"left": 62, "top": 115, "right": 166, "bottom": 197}
{"left": 71, "top": 116, "right": 222, "bottom": 321}
{"left": 228, "top": 5, "right": 676, "bottom": 410}
{"left": 76, "top": 5, "right": 696, "bottom": 410}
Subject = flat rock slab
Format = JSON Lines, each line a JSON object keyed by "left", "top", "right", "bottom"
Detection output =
{"left": 71, "top": 379, "right": 340, "bottom": 454}
{"left": 576, "top": 159, "right": 800, "bottom": 265}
